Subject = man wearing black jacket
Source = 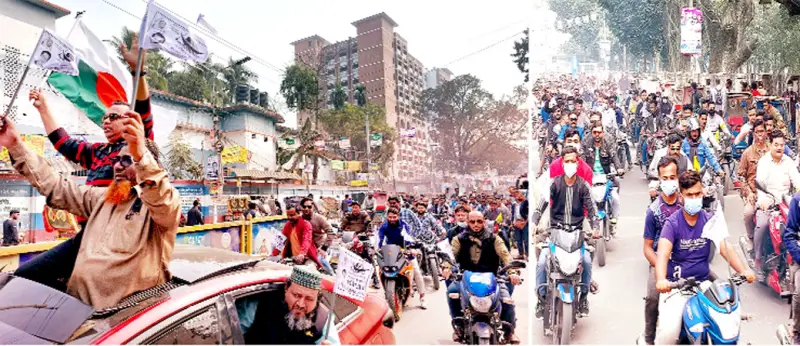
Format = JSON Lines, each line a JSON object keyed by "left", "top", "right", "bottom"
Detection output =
{"left": 186, "top": 200, "right": 204, "bottom": 226}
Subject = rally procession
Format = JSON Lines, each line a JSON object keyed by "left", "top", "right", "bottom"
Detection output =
{"left": 6, "top": 0, "right": 800, "bottom": 345}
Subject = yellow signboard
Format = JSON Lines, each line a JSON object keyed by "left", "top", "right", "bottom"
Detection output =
{"left": 350, "top": 180, "right": 368, "bottom": 187}
{"left": 221, "top": 145, "right": 248, "bottom": 164}
{"left": 0, "top": 135, "right": 45, "bottom": 162}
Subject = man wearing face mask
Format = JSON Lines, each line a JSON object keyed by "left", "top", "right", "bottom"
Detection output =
{"left": 550, "top": 128, "right": 593, "bottom": 183}
{"left": 752, "top": 130, "right": 800, "bottom": 282}
{"left": 648, "top": 134, "right": 693, "bottom": 199}
{"left": 532, "top": 146, "right": 598, "bottom": 318}
{"left": 582, "top": 121, "right": 625, "bottom": 233}
{"left": 640, "top": 156, "right": 684, "bottom": 345}
{"left": 654, "top": 171, "right": 755, "bottom": 344}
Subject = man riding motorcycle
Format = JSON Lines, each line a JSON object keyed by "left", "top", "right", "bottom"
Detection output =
{"left": 753, "top": 130, "right": 800, "bottom": 281}
{"left": 415, "top": 201, "right": 446, "bottom": 238}
{"left": 582, "top": 121, "right": 625, "bottom": 234}
{"left": 442, "top": 211, "right": 522, "bottom": 344}
{"left": 641, "top": 156, "right": 684, "bottom": 345}
{"left": 738, "top": 120, "right": 769, "bottom": 260}
{"left": 550, "top": 127, "right": 593, "bottom": 184}
{"left": 648, "top": 134, "right": 693, "bottom": 199}
{"left": 532, "top": 146, "right": 598, "bottom": 318}
{"left": 654, "top": 171, "right": 755, "bottom": 345}
{"left": 682, "top": 118, "right": 724, "bottom": 175}
{"left": 378, "top": 208, "right": 427, "bottom": 309}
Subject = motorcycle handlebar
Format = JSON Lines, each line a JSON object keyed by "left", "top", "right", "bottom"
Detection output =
{"left": 668, "top": 276, "right": 697, "bottom": 290}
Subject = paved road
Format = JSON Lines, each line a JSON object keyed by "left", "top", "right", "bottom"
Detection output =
{"left": 394, "top": 254, "right": 530, "bottom": 344}
{"left": 531, "top": 167, "right": 791, "bottom": 344}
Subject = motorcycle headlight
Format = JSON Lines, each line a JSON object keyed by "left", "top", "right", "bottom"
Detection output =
{"left": 554, "top": 247, "right": 582, "bottom": 275}
{"left": 591, "top": 185, "right": 606, "bottom": 203}
{"left": 469, "top": 294, "right": 495, "bottom": 313}
{"left": 706, "top": 305, "right": 741, "bottom": 340}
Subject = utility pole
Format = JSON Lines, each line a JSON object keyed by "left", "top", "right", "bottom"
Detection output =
{"left": 365, "top": 111, "right": 370, "bottom": 183}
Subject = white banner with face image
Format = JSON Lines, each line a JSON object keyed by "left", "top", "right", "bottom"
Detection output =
{"left": 334, "top": 250, "right": 374, "bottom": 302}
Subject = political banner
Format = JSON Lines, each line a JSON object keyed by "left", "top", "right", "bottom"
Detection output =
{"left": 339, "top": 137, "right": 351, "bottom": 149}
{"left": 346, "top": 161, "right": 361, "bottom": 172}
{"left": 334, "top": 250, "right": 374, "bottom": 301}
{"left": 331, "top": 160, "right": 345, "bottom": 171}
{"left": 369, "top": 133, "right": 382, "bottom": 147}
{"left": 31, "top": 29, "right": 79, "bottom": 75}
{"left": 314, "top": 139, "right": 326, "bottom": 150}
{"left": 138, "top": 0, "right": 209, "bottom": 62}
{"left": 680, "top": 8, "right": 703, "bottom": 56}
{"left": 205, "top": 155, "right": 220, "bottom": 180}
{"left": 272, "top": 232, "right": 287, "bottom": 253}
{"left": 279, "top": 137, "right": 300, "bottom": 150}
{"left": 221, "top": 145, "right": 247, "bottom": 164}
{"left": 400, "top": 128, "right": 415, "bottom": 138}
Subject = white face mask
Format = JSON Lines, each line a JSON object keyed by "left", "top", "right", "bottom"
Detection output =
{"left": 564, "top": 163, "right": 578, "bottom": 178}
{"left": 457, "top": 221, "right": 468, "bottom": 228}
{"left": 660, "top": 179, "right": 678, "bottom": 196}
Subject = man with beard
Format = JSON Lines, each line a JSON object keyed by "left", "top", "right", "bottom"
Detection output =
{"left": 583, "top": 121, "right": 624, "bottom": 233}
{"left": 274, "top": 206, "right": 323, "bottom": 269}
{"left": 378, "top": 208, "right": 426, "bottom": 309}
{"left": 442, "top": 211, "right": 521, "bottom": 344}
{"left": 240, "top": 266, "right": 340, "bottom": 344}
{"left": 341, "top": 201, "right": 370, "bottom": 235}
{"left": 415, "top": 201, "right": 446, "bottom": 238}
{"left": 1, "top": 112, "right": 180, "bottom": 309}
{"left": 300, "top": 197, "right": 333, "bottom": 274}
{"left": 20, "top": 36, "right": 157, "bottom": 291}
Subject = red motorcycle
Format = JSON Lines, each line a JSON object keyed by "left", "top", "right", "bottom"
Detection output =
{"left": 739, "top": 181, "right": 794, "bottom": 297}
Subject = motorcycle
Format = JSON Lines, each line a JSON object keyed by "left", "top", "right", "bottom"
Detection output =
{"left": 699, "top": 166, "right": 725, "bottom": 213}
{"left": 640, "top": 131, "right": 666, "bottom": 173}
{"left": 662, "top": 275, "right": 750, "bottom": 344}
{"left": 350, "top": 231, "right": 383, "bottom": 290}
{"left": 615, "top": 127, "right": 632, "bottom": 171}
{"left": 591, "top": 172, "right": 620, "bottom": 267}
{"left": 717, "top": 131, "right": 736, "bottom": 195}
{"left": 414, "top": 239, "right": 444, "bottom": 291}
{"left": 738, "top": 180, "right": 793, "bottom": 297}
{"left": 450, "top": 261, "right": 527, "bottom": 345}
{"left": 541, "top": 223, "right": 591, "bottom": 345}
{"left": 378, "top": 244, "right": 416, "bottom": 321}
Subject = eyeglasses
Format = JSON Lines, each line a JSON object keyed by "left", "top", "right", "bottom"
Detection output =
{"left": 468, "top": 220, "right": 485, "bottom": 224}
{"left": 592, "top": 130, "right": 603, "bottom": 134}
{"left": 110, "top": 155, "right": 134, "bottom": 168}
{"left": 669, "top": 146, "right": 681, "bottom": 151}
{"left": 302, "top": 204, "right": 313, "bottom": 209}
{"left": 102, "top": 112, "right": 127, "bottom": 122}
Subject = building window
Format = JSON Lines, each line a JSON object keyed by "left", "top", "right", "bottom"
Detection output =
{"left": 308, "top": 41, "right": 312, "bottom": 48}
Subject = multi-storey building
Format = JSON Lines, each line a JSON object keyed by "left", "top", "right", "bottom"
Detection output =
{"left": 291, "top": 12, "right": 432, "bottom": 184}
{"left": 425, "top": 67, "right": 454, "bottom": 90}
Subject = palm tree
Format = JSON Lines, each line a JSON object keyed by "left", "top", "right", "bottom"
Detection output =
{"left": 222, "top": 57, "right": 258, "bottom": 106}
{"left": 332, "top": 83, "right": 347, "bottom": 110}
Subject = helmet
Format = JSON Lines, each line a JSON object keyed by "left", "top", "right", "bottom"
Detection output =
{"left": 687, "top": 117, "right": 701, "bottom": 131}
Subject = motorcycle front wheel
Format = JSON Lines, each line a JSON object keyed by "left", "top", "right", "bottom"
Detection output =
{"left": 553, "top": 300, "right": 573, "bottom": 345}
{"left": 429, "top": 257, "right": 441, "bottom": 291}
{"left": 384, "top": 280, "right": 402, "bottom": 321}
{"left": 597, "top": 219, "right": 607, "bottom": 267}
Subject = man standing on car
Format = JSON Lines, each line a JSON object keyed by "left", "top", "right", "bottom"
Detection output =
{"left": 300, "top": 197, "right": 334, "bottom": 275}
{"left": 241, "top": 266, "right": 340, "bottom": 345}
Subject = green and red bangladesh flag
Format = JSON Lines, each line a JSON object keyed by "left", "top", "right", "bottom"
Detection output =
{"left": 47, "top": 19, "right": 132, "bottom": 126}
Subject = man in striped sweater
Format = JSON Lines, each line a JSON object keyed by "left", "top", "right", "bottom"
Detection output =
{"left": 15, "top": 40, "right": 156, "bottom": 292}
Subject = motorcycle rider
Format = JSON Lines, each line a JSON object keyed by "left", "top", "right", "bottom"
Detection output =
{"left": 641, "top": 156, "right": 684, "bottom": 345}
{"left": 753, "top": 130, "right": 800, "bottom": 282}
{"left": 682, "top": 118, "right": 724, "bottom": 175}
{"left": 442, "top": 210, "right": 522, "bottom": 344}
{"left": 557, "top": 111, "right": 585, "bottom": 141}
{"left": 415, "top": 201, "right": 446, "bottom": 238}
{"left": 550, "top": 127, "right": 593, "bottom": 183}
{"left": 654, "top": 170, "right": 755, "bottom": 344}
{"left": 446, "top": 205, "right": 471, "bottom": 242}
{"left": 781, "top": 191, "right": 800, "bottom": 344}
{"left": 342, "top": 201, "right": 371, "bottom": 235}
{"left": 737, "top": 120, "right": 769, "bottom": 261}
{"left": 734, "top": 109, "right": 763, "bottom": 146}
{"left": 582, "top": 121, "right": 625, "bottom": 234}
{"left": 532, "top": 146, "right": 598, "bottom": 318}
{"left": 364, "top": 194, "right": 376, "bottom": 213}
{"left": 378, "top": 208, "right": 427, "bottom": 309}
{"left": 648, "top": 134, "right": 693, "bottom": 198}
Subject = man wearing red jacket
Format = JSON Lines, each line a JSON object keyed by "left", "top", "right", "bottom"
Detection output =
{"left": 550, "top": 127, "right": 593, "bottom": 184}
{"left": 274, "top": 205, "right": 323, "bottom": 269}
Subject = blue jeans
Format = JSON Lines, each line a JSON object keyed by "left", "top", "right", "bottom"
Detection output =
{"left": 535, "top": 247, "right": 592, "bottom": 298}
{"left": 640, "top": 139, "right": 648, "bottom": 166}
{"left": 513, "top": 225, "right": 528, "bottom": 257}
{"left": 318, "top": 253, "right": 334, "bottom": 275}
{"left": 447, "top": 280, "right": 516, "bottom": 331}
{"left": 632, "top": 123, "right": 641, "bottom": 143}
{"left": 624, "top": 144, "right": 632, "bottom": 164}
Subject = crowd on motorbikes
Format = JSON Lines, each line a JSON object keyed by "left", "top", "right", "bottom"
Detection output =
{"left": 271, "top": 187, "right": 529, "bottom": 345}
{"left": 530, "top": 73, "right": 800, "bottom": 344}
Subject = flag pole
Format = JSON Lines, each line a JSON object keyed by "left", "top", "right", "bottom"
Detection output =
{"left": 4, "top": 30, "right": 42, "bottom": 117}
{"left": 129, "top": 47, "right": 145, "bottom": 109}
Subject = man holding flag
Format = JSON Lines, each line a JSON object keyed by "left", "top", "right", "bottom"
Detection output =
{"left": 14, "top": 30, "right": 156, "bottom": 291}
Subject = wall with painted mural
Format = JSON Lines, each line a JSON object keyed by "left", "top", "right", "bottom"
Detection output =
{"left": 251, "top": 218, "right": 287, "bottom": 256}
{"left": 175, "top": 224, "right": 242, "bottom": 253}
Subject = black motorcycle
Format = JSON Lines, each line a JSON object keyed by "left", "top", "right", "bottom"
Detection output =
{"left": 379, "top": 244, "right": 414, "bottom": 321}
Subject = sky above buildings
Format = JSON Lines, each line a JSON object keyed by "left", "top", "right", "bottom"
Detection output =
{"left": 51, "top": 0, "right": 530, "bottom": 127}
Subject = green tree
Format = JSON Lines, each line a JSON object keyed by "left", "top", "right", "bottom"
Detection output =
{"left": 510, "top": 29, "right": 529, "bottom": 83}
{"left": 331, "top": 84, "right": 347, "bottom": 110}
{"left": 165, "top": 135, "right": 203, "bottom": 180}
{"left": 280, "top": 64, "right": 319, "bottom": 111}
{"left": 423, "top": 75, "right": 527, "bottom": 175}
{"left": 166, "top": 69, "right": 206, "bottom": 101}
{"left": 355, "top": 84, "right": 367, "bottom": 107}
{"left": 597, "top": 0, "right": 666, "bottom": 68}
{"left": 549, "top": 0, "right": 601, "bottom": 61}
{"left": 318, "top": 103, "right": 396, "bottom": 175}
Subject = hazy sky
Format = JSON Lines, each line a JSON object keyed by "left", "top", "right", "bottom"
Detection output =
{"left": 52, "top": 0, "right": 531, "bottom": 127}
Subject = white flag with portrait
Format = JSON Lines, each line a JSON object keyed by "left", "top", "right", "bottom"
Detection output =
{"left": 31, "top": 29, "right": 79, "bottom": 76}
{"left": 138, "top": 0, "right": 209, "bottom": 62}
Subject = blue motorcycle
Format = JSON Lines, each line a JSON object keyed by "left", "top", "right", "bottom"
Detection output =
{"left": 591, "top": 172, "right": 620, "bottom": 267}
{"left": 541, "top": 224, "right": 588, "bottom": 345}
{"left": 663, "top": 275, "right": 749, "bottom": 344}
{"left": 451, "top": 261, "right": 526, "bottom": 345}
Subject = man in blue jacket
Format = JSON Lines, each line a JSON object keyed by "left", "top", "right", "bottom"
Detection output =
{"left": 781, "top": 192, "right": 800, "bottom": 344}
{"left": 378, "top": 208, "right": 427, "bottom": 309}
{"left": 682, "top": 117, "right": 724, "bottom": 174}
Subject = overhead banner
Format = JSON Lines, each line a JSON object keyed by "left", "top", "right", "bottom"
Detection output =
{"left": 221, "top": 145, "right": 248, "bottom": 164}
{"left": 680, "top": 8, "right": 703, "bottom": 56}
{"left": 138, "top": 0, "right": 210, "bottom": 62}
{"left": 314, "top": 139, "right": 326, "bottom": 150}
{"left": 346, "top": 161, "right": 362, "bottom": 172}
{"left": 279, "top": 137, "right": 300, "bottom": 150}
{"left": 331, "top": 160, "right": 345, "bottom": 171}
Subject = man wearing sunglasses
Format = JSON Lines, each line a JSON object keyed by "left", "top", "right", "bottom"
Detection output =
{"left": 443, "top": 211, "right": 521, "bottom": 344}
{"left": 20, "top": 39, "right": 156, "bottom": 292}
{"left": 0, "top": 112, "right": 180, "bottom": 309}
{"left": 582, "top": 121, "right": 624, "bottom": 233}
{"left": 557, "top": 111, "right": 585, "bottom": 141}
